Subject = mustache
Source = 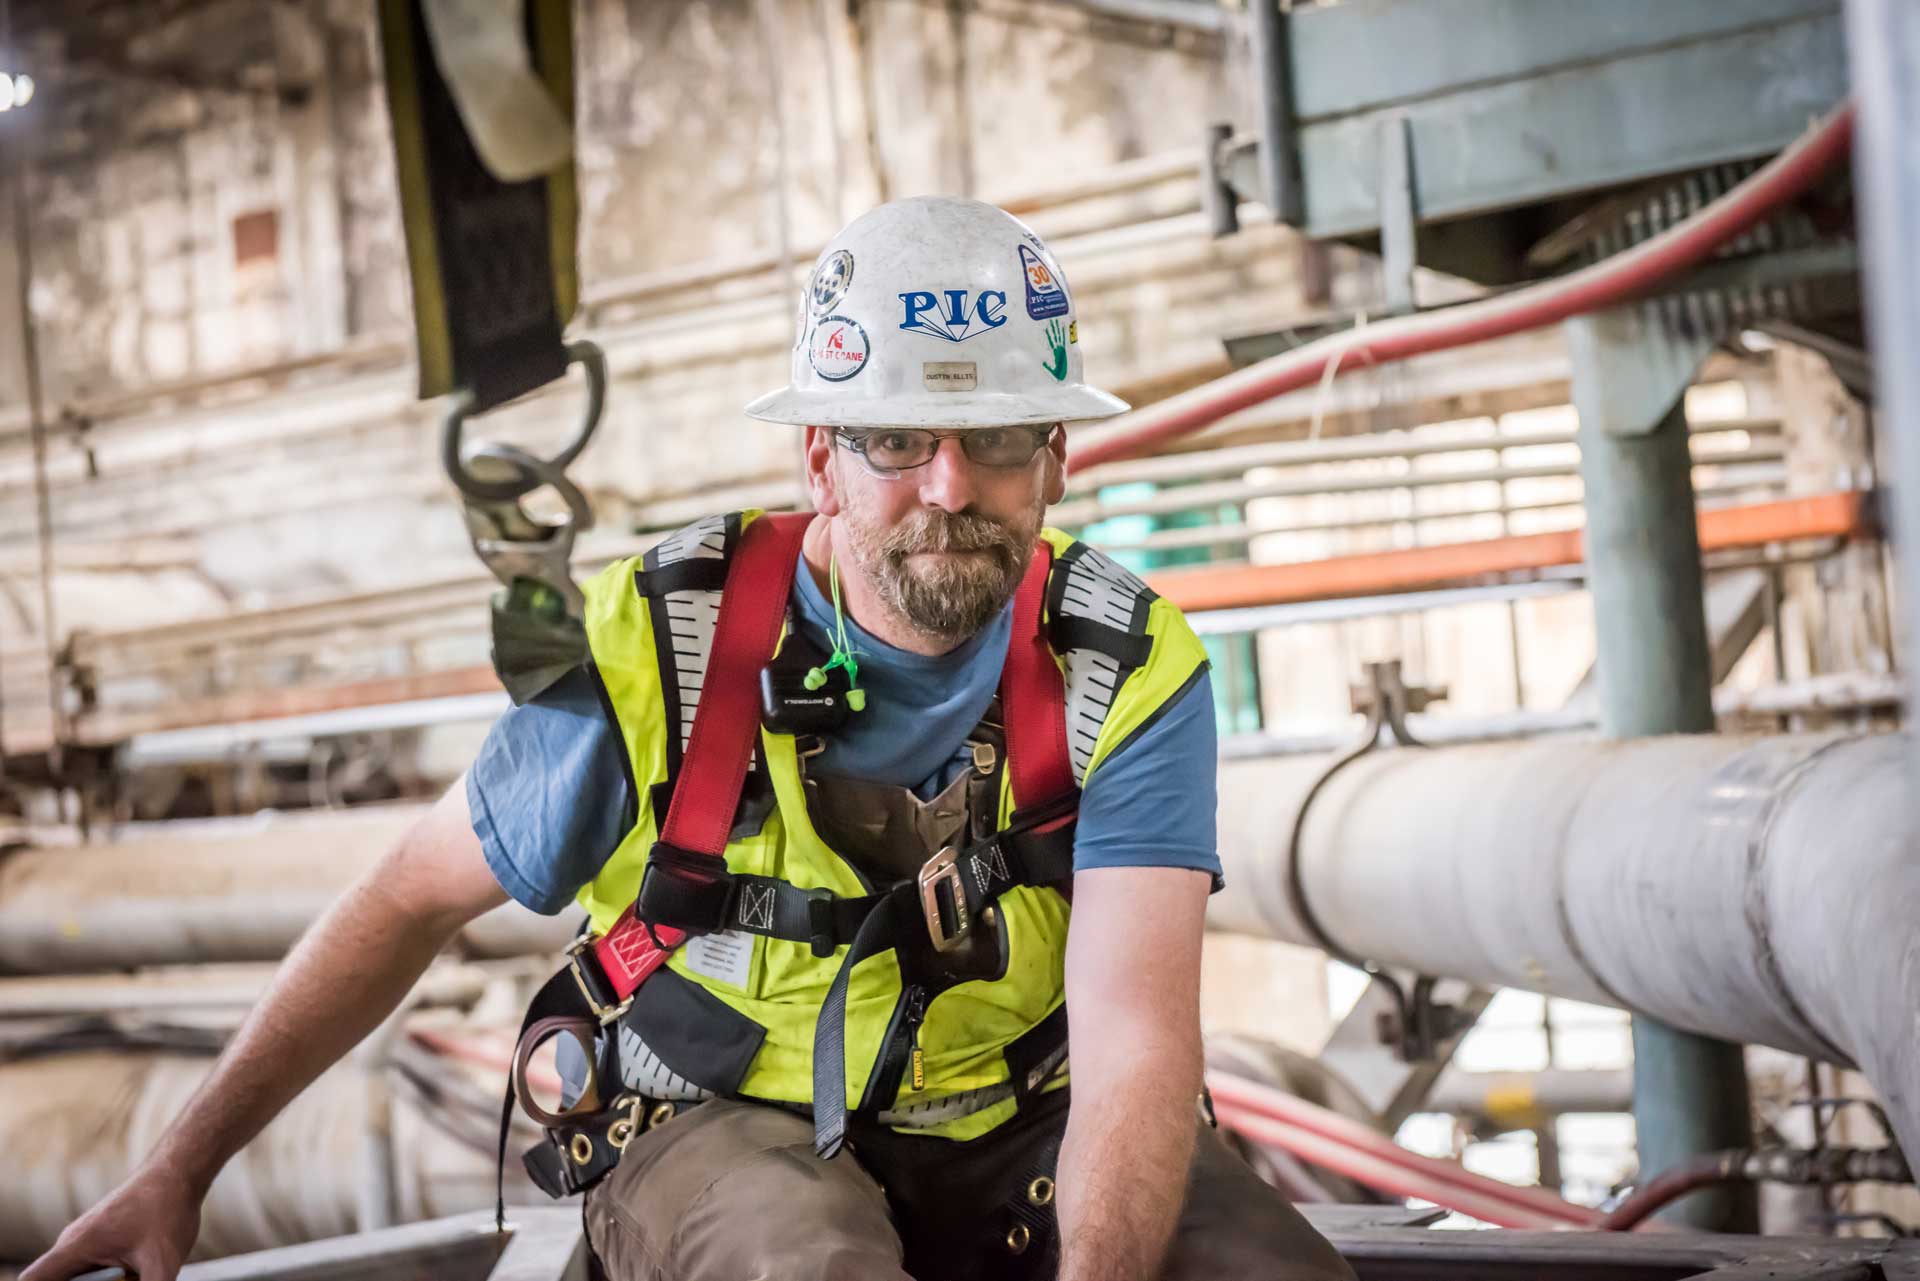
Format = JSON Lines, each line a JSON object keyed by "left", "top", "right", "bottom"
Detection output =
{"left": 878, "top": 510, "right": 1024, "bottom": 559}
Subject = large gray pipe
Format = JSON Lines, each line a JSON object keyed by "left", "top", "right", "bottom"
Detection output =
{"left": 0, "top": 1050, "right": 539, "bottom": 1262}
{"left": 0, "top": 806, "right": 579, "bottom": 973}
{"left": 1212, "top": 730, "right": 1920, "bottom": 1159}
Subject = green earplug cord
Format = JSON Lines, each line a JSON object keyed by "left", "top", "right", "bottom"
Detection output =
{"left": 803, "top": 554, "right": 867, "bottom": 712}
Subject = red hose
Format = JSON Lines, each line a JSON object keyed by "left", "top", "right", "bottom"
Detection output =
{"left": 1214, "top": 1102, "right": 1573, "bottom": 1230}
{"left": 1071, "top": 102, "right": 1855, "bottom": 471}
{"left": 1596, "top": 1154, "right": 1742, "bottom": 1231}
{"left": 1209, "top": 1072, "right": 1603, "bottom": 1228}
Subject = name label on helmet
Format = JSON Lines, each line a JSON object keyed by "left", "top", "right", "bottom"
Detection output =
{"left": 898, "top": 289, "right": 1008, "bottom": 343}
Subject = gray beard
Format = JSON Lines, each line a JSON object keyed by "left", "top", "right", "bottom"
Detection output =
{"left": 843, "top": 505, "right": 1038, "bottom": 644}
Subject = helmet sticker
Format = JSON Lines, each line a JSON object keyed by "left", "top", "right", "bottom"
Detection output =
{"left": 1019, "top": 245, "right": 1069, "bottom": 320}
{"left": 810, "top": 250, "right": 855, "bottom": 315}
{"left": 808, "top": 315, "right": 870, "bottom": 382}
{"left": 922, "top": 361, "right": 978, "bottom": 392}
{"left": 898, "top": 289, "right": 1008, "bottom": 343}
{"left": 1042, "top": 320, "right": 1069, "bottom": 382}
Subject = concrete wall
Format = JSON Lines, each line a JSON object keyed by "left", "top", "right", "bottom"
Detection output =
{"left": 0, "top": 0, "right": 1337, "bottom": 747}
{"left": 0, "top": 0, "right": 1239, "bottom": 407}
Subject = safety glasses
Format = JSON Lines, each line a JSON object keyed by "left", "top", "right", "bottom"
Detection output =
{"left": 834, "top": 425, "right": 1058, "bottom": 478}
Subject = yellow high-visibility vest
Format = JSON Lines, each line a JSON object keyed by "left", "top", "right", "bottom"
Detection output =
{"left": 575, "top": 510, "right": 1209, "bottom": 1139}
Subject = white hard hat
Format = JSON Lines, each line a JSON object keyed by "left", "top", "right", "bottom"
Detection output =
{"left": 744, "top": 196, "right": 1129, "bottom": 428}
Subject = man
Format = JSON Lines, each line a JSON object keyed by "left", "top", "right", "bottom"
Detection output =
{"left": 27, "top": 197, "right": 1352, "bottom": 1281}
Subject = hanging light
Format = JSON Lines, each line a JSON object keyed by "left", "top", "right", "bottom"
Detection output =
{"left": 0, "top": 71, "right": 30, "bottom": 112}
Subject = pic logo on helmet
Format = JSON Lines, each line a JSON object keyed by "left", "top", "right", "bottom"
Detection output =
{"left": 744, "top": 196, "right": 1129, "bottom": 427}
{"left": 898, "top": 289, "right": 1008, "bottom": 343}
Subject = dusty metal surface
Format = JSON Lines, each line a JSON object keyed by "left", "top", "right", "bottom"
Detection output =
{"left": 1220, "top": 0, "right": 1850, "bottom": 259}
{"left": 1324, "top": 1222, "right": 1916, "bottom": 1281}
{"left": 148, "top": 1205, "right": 1920, "bottom": 1281}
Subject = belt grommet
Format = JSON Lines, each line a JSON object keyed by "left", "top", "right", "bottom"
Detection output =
{"left": 609, "top": 1118, "right": 635, "bottom": 1150}
{"left": 648, "top": 1101, "right": 677, "bottom": 1129}
{"left": 1006, "top": 1223, "right": 1031, "bottom": 1254}
{"left": 569, "top": 1133, "right": 594, "bottom": 1165}
{"left": 1026, "top": 1175, "right": 1054, "bottom": 1206}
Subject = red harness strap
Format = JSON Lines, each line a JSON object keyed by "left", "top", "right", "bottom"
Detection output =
{"left": 587, "top": 524, "right": 1077, "bottom": 1005}
{"left": 591, "top": 511, "right": 812, "bottom": 999}
{"left": 1000, "top": 540, "right": 1075, "bottom": 815}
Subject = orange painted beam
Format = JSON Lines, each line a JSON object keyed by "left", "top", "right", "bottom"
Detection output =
{"left": 66, "top": 663, "right": 503, "bottom": 747}
{"left": 17, "top": 492, "right": 1870, "bottom": 753}
{"left": 1147, "top": 491, "right": 1873, "bottom": 614}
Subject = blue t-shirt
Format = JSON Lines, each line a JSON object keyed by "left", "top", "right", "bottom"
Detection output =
{"left": 470, "top": 555, "right": 1220, "bottom": 914}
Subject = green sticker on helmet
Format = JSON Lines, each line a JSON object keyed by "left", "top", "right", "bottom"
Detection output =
{"left": 1042, "top": 320, "right": 1069, "bottom": 382}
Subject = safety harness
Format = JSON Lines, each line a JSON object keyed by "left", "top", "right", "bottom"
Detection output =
{"left": 501, "top": 512, "right": 1081, "bottom": 1214}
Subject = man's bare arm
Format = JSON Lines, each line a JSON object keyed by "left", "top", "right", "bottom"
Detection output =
{"left": 1054, "top": 865, "right": 1211, "bottom": 1281}
{"left": 23, "top": 779, "right": 509, "bottom": 1281}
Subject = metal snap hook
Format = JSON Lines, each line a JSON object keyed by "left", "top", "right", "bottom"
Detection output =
{"left": 442, "top": 339, "right": 607, "bottom": 504}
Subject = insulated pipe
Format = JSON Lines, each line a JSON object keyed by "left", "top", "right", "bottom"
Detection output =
{"left": 0, "top": 1052, "right": 549, "bottom": 1259}
{"left": 1211, "top": 730, "right": 1920, "bottom": 1161}
{"left": 1426, "top": 1069, "right": 1634, "bottom": 1129}
{"left": 0, "top": 808, "right": 579, "bottom": 974}
{"left": 1069, "top": 103, "right": 1856, "bottom": 470}
{"left": 0, "top": 1051, "right": 527, "bottom": 1261}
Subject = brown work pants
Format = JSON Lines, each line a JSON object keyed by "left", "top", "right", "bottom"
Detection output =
{"left": 583, "top": 1094, "right": 1356, "bottom": 1281}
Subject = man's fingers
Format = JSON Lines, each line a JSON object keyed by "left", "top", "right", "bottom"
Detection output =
{"left": 19, "top": 1246, "right": 111, "bottom": 1281}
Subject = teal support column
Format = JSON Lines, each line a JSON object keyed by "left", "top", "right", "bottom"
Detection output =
{"left": 1567, "top": 307, "right": 1758, "bottom": 1233}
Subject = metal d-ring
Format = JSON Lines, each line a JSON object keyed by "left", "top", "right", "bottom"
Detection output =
{"left": 442, "top": 339, "right": 608, "bottom": 504}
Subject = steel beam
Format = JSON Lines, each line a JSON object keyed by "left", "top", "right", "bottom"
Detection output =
{"left": 1218, "top": 0, "right": 1849, "bottom": 241}
{"left": 1318, "top": 1222, "right": 1910, "bottom": 1281}
{"left": 1568, "top": 305, "right": 1754, "bottom": 1230}
{"left": 1245, "top": 0, "right": 1302, "bottom": 224}
{"left": 1843, "top": 0, "right": 1920, "bottom": 800}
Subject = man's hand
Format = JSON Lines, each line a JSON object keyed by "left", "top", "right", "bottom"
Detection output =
{"left": 20, "top": 779, "right": 508, "bottom": 1281}
{"left": 21, "top": 1163, "right": 199, "bottom": 1281}
{"left": 1054, "top": 865, "right": 1211, "bottom": 1281}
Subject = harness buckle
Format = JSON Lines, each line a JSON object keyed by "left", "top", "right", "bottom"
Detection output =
{"left": 918, "top": 845, "right": 971, "bottom": 952}
{"left": 635, "top": 842, "right": 734, "bottom": 935}
{"left": 565, "top": 934, "right": 633, "bottom": 1026}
